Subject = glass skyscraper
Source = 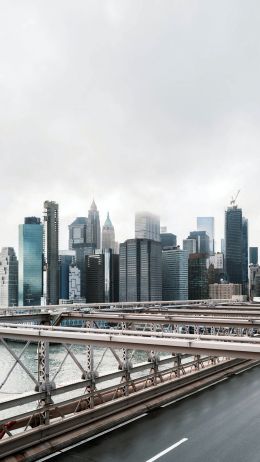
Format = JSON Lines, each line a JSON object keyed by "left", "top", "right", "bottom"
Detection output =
{"left": 135, "top": 212, "right": 160, "bottom": 242}
{"left": 162, "top": 248, "right": 188, "bottom": 300}
{"left": 225, "top": 205, "right": 243, "bottom": 285}
{"left": 18, "top": 217, "right": 43, "bottom": 306}
{"left": 197, "top": 217, "right": 215, "bottom": 254}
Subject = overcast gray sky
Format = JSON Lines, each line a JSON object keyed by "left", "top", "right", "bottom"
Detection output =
{"left": 0, "top": 0, "right": 259, "bottom": 251}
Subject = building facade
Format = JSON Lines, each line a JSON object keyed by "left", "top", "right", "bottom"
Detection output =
{"left": 68, "top": 217, "right": 88, "bottom": 250}
{"left": 160, "top": 233, "right": 177, "bottom": 249}
{"left": 188, "top": 253, "right": 208, "bottom": 300}
{"left": 87, "top": 200, "right": 101, "bottom": 250}
{"left": 249, "top": 247, "right": 258, "bottom": 265}
{"left": 19, "top": 217, "right": 43, "bottom": 306}
{"left": 209, "top": 283, "right": 242, "bottom": 300}
{"left": 162, "top": 248, "right": 188, "bottom": 301}
{"left": 69, "top": 264, "right": 81, "bottom": 300}
{"left": 102, "top": 213, "right": 115, "bottom": 251}
{"left": 183, "top": 238, "right": 196, "bottom": 255}
{"left": 119, "top": 239, "right": 162, "bottom": 302}
{"left": 59, "top": 250, "right": 76, "bottom": 300}
{"left": 135, "top": 212, "right": 160, "bottom": 242}
{"left": 187, "top": 231, "right": 210, "bottom": 256}
{"left": 86, "top": 250, "right": 119, "bottom": 303}
{"left": 197, "top": 217, "right": 215, "bottom": 254}
{"left": 0, "top": 247, "right": 18, "bottom": 307}
{"left": 44, "top": 201, "right": 59, "bottom": 305}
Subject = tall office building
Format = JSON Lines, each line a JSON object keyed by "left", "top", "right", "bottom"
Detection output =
{"left": 44, "top": 201, "right": 59, "bottom": 305}
{"left": 242, "top": 218, "right": 248, "bottom": 295}
{"left": 197, "top": 217, "right": 215, "bottom": 254}
{"left": 187, "top": 231, "right": 210, "bottom": 255}
{"left": 0, "top": 247, "right": 18, "bottom": 307}
{"left": 86, "top": 249, "right": 119, "bottom": 303}
{"left": 102, "top": 213, "right": 115, "bottom": 251}
{"left": 249, "top": 247, "right": 258, "bottom": 265}
{"left": 188, "top": 253, "right": 209, "bottom": 300}
{"left": 69, "top": 264, "right": 81, "bottom": 300}
{"left": 183, "top": 239, "right": 196, "bottom": 255}
{"left": 68, "top": 217, "right": 88, "bottom": 250}
{"left": 73, "top": 243, "right": 94, "bottom": 299}
{"left": 162, "top": 248, "right": 188, "bottom": 300}
{"left": 59, "top": 250, "right": 76, "bottom": 300}
{"left": 221, "top": 239, "right": 225, "bottom": 255}
{"left": 19, "top": 217, "right": 43, "bottom": 306}
{"left": 87, "top": 200, "right": 101, "bottom": 250}
{"left": 249, "top": 265, "right": 260, "bottom": 299}
{"left": 119, "top": 239, "right": 162, "bottom": 302}
{"left": 135, "top": 212, "right": 160, "bottom": 242}
{"left": 225, "top": 205, "right": 243, "bottom": 286}
{"left": 160, "top": 233, "right": 177, "bottom": 249}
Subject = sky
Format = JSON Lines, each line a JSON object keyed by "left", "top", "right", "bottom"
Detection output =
{"left": 0, "top": 0, "right": 260, "bottom": 252}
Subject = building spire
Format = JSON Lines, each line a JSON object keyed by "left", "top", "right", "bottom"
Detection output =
{"left": 90, "top": 199, "right": 97, "bottom": 211}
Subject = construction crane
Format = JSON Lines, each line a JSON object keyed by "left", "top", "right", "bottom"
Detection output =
{"left": 230, "top": 189, "right": 240, "bottom": 206}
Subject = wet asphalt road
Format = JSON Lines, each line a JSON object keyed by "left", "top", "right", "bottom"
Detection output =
{"left": 49, "top": 366, "right": 260, "bottom": 462}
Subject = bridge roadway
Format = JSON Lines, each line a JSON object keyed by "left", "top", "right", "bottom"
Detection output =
{"left": 49, "top": 364, "right": 260, "bottom": 462}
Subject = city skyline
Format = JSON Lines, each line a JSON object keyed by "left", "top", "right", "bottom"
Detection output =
{"left": 1, "top": 2, "right": 260, "bottom": 253}
{"left": 0, "top": 196, "right": 257, "bottom": 254}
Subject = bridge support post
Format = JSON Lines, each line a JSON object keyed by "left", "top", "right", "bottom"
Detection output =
{"left": 37, "top": 341, "right": 55, "bottom": 425}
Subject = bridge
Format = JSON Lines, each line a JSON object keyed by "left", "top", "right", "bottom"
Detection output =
{"left": 1, "top": 301, "right": 260, "bottom": 461}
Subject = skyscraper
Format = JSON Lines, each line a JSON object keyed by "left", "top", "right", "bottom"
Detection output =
{"left": 87, "top": 200, "right": 101, "bottom": 249}
{"left": 183, "top": 238, "right": 196, "bottom": 255}
{"left": 225, "top": 205, "right": 243, "bottom": 285}
{"left": 102, "top": 213, "right": 115, "bottom": 251}
{"left": 43, "top": 201, "right": 59, "bottom": 305}
{"left": 19, "top": 217, "right": 43, "bottom": 306}
{"left": 162, "top": 248, "right": 188, "bottom": 300}
{"left": 86, "top": 249, "right": 119, "bottom": 303}
{"left": 188, "top": 253, "right": 209, "bottom": 300}
{"left": 59, "top": 250, "right": 76, "bottom": 300}
{"left": 119, "top": 239, "right": 162, "bottom": 302}
{"left": 0, "top": 247, "right": 18, "bottom": 307}
{"left": 135, "top": 212, "right": 160, "bottom": 242}
{"left": 249, "top": 247, "right": 258, "bottom": 265}
{"left": 187, "top": 231, "right": 210, "bottom": 255}
{"left": 160, "top": 232, "right": 177, "bottom": 249}
{"left": 68, "top": 217, "right": 88, "bottom": 250}
{"left": 242, "top": 217, "right": 248, "bottom": 295}
{"left": 197, "top": 217, "right": 215, "bottom": 254}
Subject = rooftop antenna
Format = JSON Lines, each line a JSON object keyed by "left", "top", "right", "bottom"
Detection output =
{"left": 230, "top": 189, "right": 240, "bottom": 206}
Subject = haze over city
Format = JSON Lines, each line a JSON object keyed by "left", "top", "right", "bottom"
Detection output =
{"left": 0, "top": 0, "right": 259, "bottom": 250}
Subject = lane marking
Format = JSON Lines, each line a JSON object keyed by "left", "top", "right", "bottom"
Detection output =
{"left": 37, "top": 413, "right": 148, "bottom": 461}
{"left": 145, "top": 438, "right": 188, "bottom": 462}
{"left": 161, "top": 377, "right": 227, "bottom": 408}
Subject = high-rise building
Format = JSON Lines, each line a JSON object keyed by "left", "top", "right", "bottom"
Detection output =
{"left": 72, "top": 243, "right": 94, "bottom": 299}
{"left": 197, "top": 217, "right": 215, "bottom": 254}
{"left": 249, "top": 264, "right": 260, "bottom": 299}
{"left": 135, "top": 212, "right": 160, "bottom": 242}
{"left": 182, "top": 239, "right": 197, "bottom": 254}
{"left": 221, "top": 238, "right": 225, "bottom": 255}
{"left": 162, "top": 247, "right": 188, "bottom": 300}
{"left": 249, "top": 247, "right": 258, "bottom": 265}
{"left": 0, "top": 247, "right": 18, "bottom": 307}
{"left": 59, "top": 250, "right": 76, "bottom": 300}
{"left": 102, "top": 213, "right": 115, "bottom": 251}
{"left": 183, "top": 239, "right": 196, "bottom": 255}
{"left": 187, "top": 231, "right": 210, "bottom": 255}
{"left": 188, "top": 253, "right": 208, "bottom": 300}
{"left": 119, "top": 239, "right": 162, "bottom": 302}
{"left": 19, "top": 217, "right": 43, "bottom": 306}
{"left": 160, "top": 233, "right": 177, "bottom": 249}
{"left": 68, "top": 217, "right": 88, "bottom": 250}
{"left": 86, "top": 249, "right": 119, "bottom": 303}
{"left": 242, "top": 217, "right": 248, "bottom": 295}
{"left": 43, "top": 201, "right": 59, "bottom": 305}
{"left": 225, "top": 205, "right": 243, "bottom": 286}
{"left": 87, "top": 200, "right": 101, "bottom": 250}
{"left": 69, "top": 264, "right": 81, "bottom": 300}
